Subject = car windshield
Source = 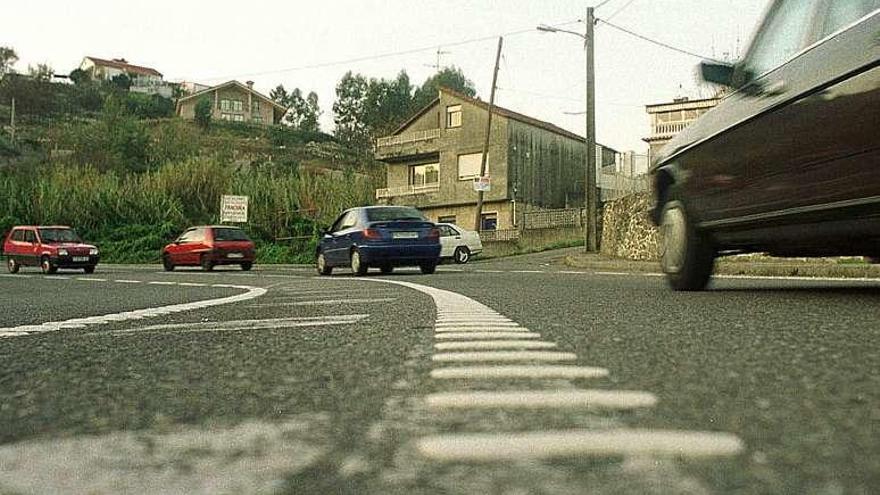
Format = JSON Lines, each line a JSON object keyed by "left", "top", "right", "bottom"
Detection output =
{"left": 213, "top": 228, "right": 250, "bottom": 241}
{"left": 38, "top": 228, "right": 81, "bottom": 243}
{"left": 365, "top": 207, "right": 427, "bottom": 222}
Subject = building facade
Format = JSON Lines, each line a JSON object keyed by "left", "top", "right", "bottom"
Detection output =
{"left": 375, "top": 87, "right": 616, "bottom": 231}
{"left": 643, "top": 96, "right": 721, "bottom": 162}
{"left": 175, "top": 80, "right": 287, "bottom": 126}
{"left": 79, "top": 56, "right": 172, "bottom": 98}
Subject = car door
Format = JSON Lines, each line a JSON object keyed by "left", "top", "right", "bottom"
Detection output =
{"left": 326, "top": 211, "right": 358, "bottom": 264}
{"left": 438, "top": 225, "right": 458, "bottom": 257}
{"left": 22, "top": 229, "right": 39, "bottom": 266}
{"left": 170, "top": 228, "right": 197, "bottom": 265}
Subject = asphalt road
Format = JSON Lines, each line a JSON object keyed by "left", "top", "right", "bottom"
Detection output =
{"left": 0, "top": 253, "right": 877, "bottom": 494}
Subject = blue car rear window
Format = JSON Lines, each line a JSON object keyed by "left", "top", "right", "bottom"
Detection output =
{"left": 366, "top": 207, "right": 427, "bottom": 222}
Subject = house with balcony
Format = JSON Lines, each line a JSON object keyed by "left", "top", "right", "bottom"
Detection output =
{"left": 79, "top": 56, "right": 173, "bottom": 98}
{"left": 643, "top": 95, "right": 722, "bottom": 162}
{"left": 375, "top": 87, "right": 616, "bottom": 231}
{"left": 175, "top": 80, "right": 287, "bottom": 125}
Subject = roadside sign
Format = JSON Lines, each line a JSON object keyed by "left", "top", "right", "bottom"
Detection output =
{"left": 220, "top": 195, "right": 249, "bottom": 223}
{"left": 473, "top": 175, "right": 491, "bottom": 192}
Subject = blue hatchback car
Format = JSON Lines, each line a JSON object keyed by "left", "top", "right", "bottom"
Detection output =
{"left": 316, "top": 206, "right": 441, "bottom": 276}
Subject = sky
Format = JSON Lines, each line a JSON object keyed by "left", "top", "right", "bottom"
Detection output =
{"left": 4, "top": 0, "right": 770, "bottom": 153}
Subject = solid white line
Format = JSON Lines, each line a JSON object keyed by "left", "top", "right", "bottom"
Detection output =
{"left": 430, "top": 365, "right": 609, "bottom": 380}
{"left": 474, "top": 270, "right": 505, "bottom": 273}
{"left": 147, "top": 281, "right": 177, "bottom": 286}
{"left": 510, "top": 270, "right": 546, "bottom": 274}
{"left": 435, "top": 331, "right": 541, "bottom": 340}
{"left": 432, "top": 351, "right": 577, "bottom": 363}
{"left": 76, "top": 277, "right": 107, "bottom": 282}
{"left": 424, "top": 390, "right": 657, "bottom": 410}
{"left": 594, "top": 271, "right": 630, "bottom": 276}
{"left": 434, "top": 341, "right": 557, "bottom": 351}
{"left": 113, "top": 279, "right": 142, "bottom": 284}
{"left": 417, "top": 429, "right": 745, "bottom": 461}
{"left": 434, "top": 326, "right": 529, "bottom": 333}
{"left": 102, "top": 314, "right": 368, "bottom": 335}
{"left": 0, "top": 285, "right": 267, "bottom": 338}
{"left": 176, "top": 282, "right": 208, "bottom": 287}
{"left": 250, "top": 298, "right": 396, "bottom": 307}
{"left": 559, "top": 271, "right": 587, "bottom": 274}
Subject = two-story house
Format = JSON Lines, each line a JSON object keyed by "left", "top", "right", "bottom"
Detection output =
{"left": 375, "top": 87, "right": 616, "bottom": 231}
{"left": 79, "top": 56, "right": 172, "bottom": 98}
{"left": 175, "top": 80, "right": 287, "bottom": 126}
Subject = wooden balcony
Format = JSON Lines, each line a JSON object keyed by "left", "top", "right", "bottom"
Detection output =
{"left": 375, "top": 183, "right": 441, "bottom": 200}
{"left": 375, "top": 129, "right": 441, "bottom": 162}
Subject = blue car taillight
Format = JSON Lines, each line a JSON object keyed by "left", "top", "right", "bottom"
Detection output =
{"left": 363, "top": 228, "right": 382, "bottom": 240}
{"left": 427, "top": 228, "right": 440, "bottom": 240}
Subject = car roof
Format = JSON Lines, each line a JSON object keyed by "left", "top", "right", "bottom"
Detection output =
{"left": 187, "top": 225, "right": 244, "bottom": 229}
{"left": 11, "top": 225, "right": 73, "bottom": 229}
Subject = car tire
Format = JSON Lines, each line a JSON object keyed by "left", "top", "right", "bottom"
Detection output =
{"left": 83, "top": 265, "right": 95, "bottom": 274}
{"left": 200, "top": 255, "right": 214, "bottom": 272}
{"left": 41, "top": 256, "right": 57, "bottom": 275}
{"left": 380, "top": 264, "right": 393, "bottom": 274}
{"left": 241, "top": 262, "right": 253, "bottom": 271}
{"left": 6, "top": 257, "right": 19, "bottom": 274}
{"left": 316, "top": 252, "right": 333, "bottom": 276}
{"left": 453, "top": 246, "right": 471, "bottom": 264}
{"left": 659, "top": 189, "right": 715, "bottom": 291}
{"left": 162, "top": 255, "right": 175, "bottom": 272}
{"left": 419, "top": 262, "right": 437, "bottom": 275}
{"left": 350, "top": 248, "right": 368, "bottom": 276}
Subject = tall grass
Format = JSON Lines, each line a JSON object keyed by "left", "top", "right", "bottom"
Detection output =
{"left": 0, "top": 156, "right": 377, "bottom": 263}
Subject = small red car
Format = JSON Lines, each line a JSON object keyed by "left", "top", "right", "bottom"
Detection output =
{"left": 162, "top": 225, "right": 255, "bottom": 271}
{"left": 2, "top": 225, "right": 100, "bottom": 274}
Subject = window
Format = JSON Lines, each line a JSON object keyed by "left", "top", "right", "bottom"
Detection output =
{"left": 339, "top": 211, "right": 359, "bottom": 230}
{"left": 177, "top": 229, "right": 198, "bottom": 243}
{"left": 252, "top": 115, "right": 263, "bottom": 123}
{"left": 458, "top": 152, "right": 488, "bottom": 180}
{"left": 365, "top": 207, "right": 427, "bottom": 222}
{"left": 233, "top": 100, "right": 243, "bottom": 112}
{"left": 446, "top": 105, "right": 462, "bottom": 128}
{"left": 438, "top": 215, "right": 457, "bottom": 224}
{"left": 213, "top": 228, "right": 250, "bottom": 241}
{"left": 409, "top": 163, "right": 440, "bottom": 187}
{"left": 818, "top": 0, "right": 880, "bottom": 39}
{"left": 38, "top": 228, "right": 81, "bottom": 243}
{"left": 11, "top": 229, "right": 25, "bottom": 242}
{"left": 480, "top": 212, "right": 498, "bottom": 231}
{"left": 233, "top": 114, "right": 244, "bottom": 122}
{"left": 743, "top": 0, "right": 822, "bottom": 77}
{"left": 220, "top": 99, "right": 231, "bottom": 111}
{"left": 221, "top": 113, "right": 233, "bottom": 121}
{"left": 23, "top": 230, "right": 36, "bottom": 243}
{"left": 252, "top": 100, "right": 261, "bottom": 113}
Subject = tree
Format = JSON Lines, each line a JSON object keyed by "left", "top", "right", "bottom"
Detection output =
{"left": 412, "top": 66, "right": 477, "bottom": 111}
{"left": 0, "top": 46, "right": 17, "bottom": 76}
{"left": 194, "top": 97, "right": 212, "bottom": 129}
{"left": 269, "top": 85, "right": 289, "bottom": 106}
{"left": 364, "top": 70, "right": 413, "bottom": 137}
{"left": 69, "top": 68, "right": 89, "bottom": 86}
{"left": 332, "top": 71, "right": 370, "bottom": 149}
{"left": 271, "top": 84, "right": 322, "bottom": 133}
{"left": 302, "top": 91, "right": 321, "bottom": 133}
{"left": 27, "top": 63, "right": 54, "bottom": 82}
{"left": 110, "top": 73, "right": 131, "bottom": 91}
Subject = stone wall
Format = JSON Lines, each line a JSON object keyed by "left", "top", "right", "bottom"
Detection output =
{"left": 600, "top": 192, "right": 659, "bottom": 261}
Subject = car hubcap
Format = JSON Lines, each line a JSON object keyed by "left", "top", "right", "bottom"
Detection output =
{"left": 351, "top": 252, "right": 360, "bottom": 272}
{"left": 459, "top": 249, "right": 469, "bottom": 263}
{"left": 8, "top": 259, "right": 15, "bottom": 270}
{"left": 317, "top": 254, "right": 325, "bottom": 272}
{"left": 660, "top": 204, "right": 687, "bottom": 274}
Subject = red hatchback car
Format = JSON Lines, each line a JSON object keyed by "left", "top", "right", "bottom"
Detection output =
{"left": 2, "top": 225, "right": 100, "bottom": 274}
{"left": 161, "top": 225, "right": 255, "bottom": 271}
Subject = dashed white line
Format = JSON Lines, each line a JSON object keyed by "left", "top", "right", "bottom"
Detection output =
{"left": 434, "top": 331, "right": 542, "bottom": 340}
{"left": 430, "top": 365, "right": 609, "bottom": 380}
{"left": 434, "top": 341, "right": 557, "bottom": 351}
{"left": 250, "top": 298, "right": 396, "bottom": 307}
{"left": 424, "top": 390, "right": 658, "bottom": 410}
{"left": 147, "top": 281, "right": 177, "bottom": 286}
{"left": 432, "top": 351, "right": 578, "bottom": 363}
{"left": 76, "top": 277, "right": 107, "bottom": 282}
{"left": 417, "top": 429, "right": 745, "bottom": 461}
{"left": 434, "top": 326, "right": 530, "bottom": 333}
{"left": 113, "top": 279, "right": 143, "bottom": 284}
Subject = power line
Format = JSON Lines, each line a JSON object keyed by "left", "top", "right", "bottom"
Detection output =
{"left": 594, "top": 0, "right": 617, "bottom": 10}
{"left": 605, "top": 0, "right": 638, "bottom": 21}
{"left": 596, "top": 18, "right": 724, "bottom": 64}
{"left": 197, "top": 20, "right": 581, "bottom": 82}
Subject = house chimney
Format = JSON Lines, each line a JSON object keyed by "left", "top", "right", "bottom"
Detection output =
{"left": 246, "top": 80, "right": 254, "bottom": 88}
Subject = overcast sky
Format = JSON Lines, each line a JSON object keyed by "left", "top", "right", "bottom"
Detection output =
{"left": 5, "top": 0, "right": 769, "bottom": 152}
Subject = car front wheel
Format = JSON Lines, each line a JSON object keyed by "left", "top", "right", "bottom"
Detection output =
{"left": 162, "top": 255, "right": 175, "bottom": 272}
{"left": 350, "top": 249, "right": 368, "bottom": 276}
{"left": 316, "top": 252, "right": 333, "bottom": 276}
{"left": 7, "top": 257, "right": 19, "bottom": 274}
{"left": 41, "top": 256, "right": 58, "bottom": 275}
{"left": 419, "top": 262, "right": 437, "bottom": 275}
{"left": 240, "top": 262, "right": 253, "bottom": 271}
{"left": 200, "top": 255, "right": 214, "bottom": 272}
{"left": 83, "top": 265, "right": 95, "bottom": 274}
{"left": 659, "top": 191, "right": 715, "bottom": 291}
{"left": 453, "top": 246, "right": 471, "bottom": 264}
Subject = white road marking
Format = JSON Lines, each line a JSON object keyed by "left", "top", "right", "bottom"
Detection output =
{"left": 434, "top": 326, "right": 530, "bottom": 333}
{"left": 435, "top": 331, "right": 541, "bottom": 340}
{"left": 432, "top": 351, "right": 577, "bottom": 363}
{"left": 76, "top": 277, "right": 107, "bottom": 282}
{"left": 424, "top": 390, "right": 657, "bottom": 410}
{"left": 434, "top": 341, "right": 557, "bottom": 351}
{"left": 176, "top": 282, "right": 208, "bottom": 287}
{"left": 0, "top": 285, "right": 267, "bottom": 338}
{"left": 430, "top": 365, "right": 609, "bottom": 380}
{"left": 594, "top": 271, "right": 630, "bottom": 276}
{"left": 417, "top": 429, "right": 745, "bottom": 461}
{"left": 249, "top": 298, "right": 396, "bottom": 307}
{"left": 510, "top": 270, "right": 546, "bottom": 274}
{"left": 114, "top": 279, "right": 142, "bottom": 284}
{"left": 147, "top": 281, "right": 177, "bottom": 286}
{"left": 435, "top": 319, "right": 515, "bottom": 325}
{"left": 101, "top": 314, "right": 368, "bottom": 335}
{"left": 558, "top": 270, "right": 587, "bottom": 274}
{"left": 474, "top": 269, "right": 505, "bottom": 273}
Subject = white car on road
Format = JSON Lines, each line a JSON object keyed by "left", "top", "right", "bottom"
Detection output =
{"left": 437, "top": 223, "right": 482, "bottom": 264}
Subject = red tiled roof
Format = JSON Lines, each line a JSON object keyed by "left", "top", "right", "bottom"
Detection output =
{"left": 85, "top": 57, "right": 163, "bottom": 77}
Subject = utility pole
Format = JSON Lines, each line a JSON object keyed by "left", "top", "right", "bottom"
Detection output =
{"left": 584, "top": 6, "right": 598, "bottom": 252}
{"left": 474, "top": 37, "right": 503, "bottom": 232}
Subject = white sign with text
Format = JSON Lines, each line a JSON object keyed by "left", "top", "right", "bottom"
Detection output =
{"left": 220, "top": 195, "right": 249, "bottom": 223}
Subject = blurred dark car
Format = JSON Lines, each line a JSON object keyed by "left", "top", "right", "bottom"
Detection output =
{"left": 650, "top": 1, "right": 880, "bottom": 290}
{"left": 316, "top": 206, "right": 441, "bottom": 275}
{"left": 162, "top": 225, "right": 255, "bottom": 271}
{"left": 2, "top": 225, "right": 99, "bottom": 274}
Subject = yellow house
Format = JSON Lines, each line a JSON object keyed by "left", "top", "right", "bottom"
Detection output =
{"left": 175, "top": 80, "right": 287, "bottom": 125}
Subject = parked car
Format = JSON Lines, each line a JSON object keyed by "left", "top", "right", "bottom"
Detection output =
{"left": 2, "top": 225, "right": 100, "bottom": 274}
{"left": 437, "top": 223, "right": 483, "bottom": 264}
{"left": 650, "top": 1, "right": 880, "bottom": 290}
{"left": 161, "top": 225, "right": 255, "bottom": 271}
{"left": 316, "top": 206, "right": 441, "bottom": 275}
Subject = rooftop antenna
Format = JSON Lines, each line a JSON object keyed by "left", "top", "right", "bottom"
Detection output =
{"left": 424, "top": 47, "right": 451, "bottom": 72}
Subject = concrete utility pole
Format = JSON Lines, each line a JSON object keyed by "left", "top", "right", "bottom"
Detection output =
{"left": 474, "top": 37, "right": 503, "bottom": 232}
{"left": 585, "top": 6, "right": 598, "bottom": 252}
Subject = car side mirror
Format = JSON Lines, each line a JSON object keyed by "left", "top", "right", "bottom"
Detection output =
{"left": 699, "top": 61, "right": 736, "bottom": 87}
